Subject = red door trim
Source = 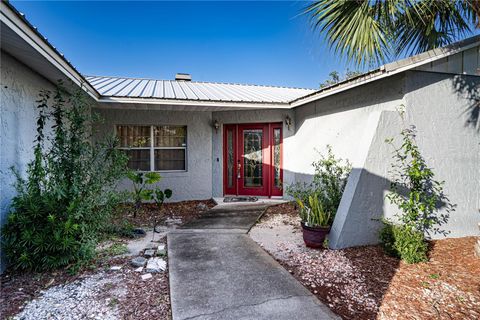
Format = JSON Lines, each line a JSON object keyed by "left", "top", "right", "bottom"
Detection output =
{"left": 223, "top": 122, "right": 283, "bottom": 197}
{"left": 223, "top": 124, "right": 237, "bottom": 195}
{"left": 270, "top": 123, "right": 283, "bottom": 197}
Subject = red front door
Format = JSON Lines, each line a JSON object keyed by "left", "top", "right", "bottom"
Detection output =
{"left": 223, "top": 123, "right": 283, "bottom": 197}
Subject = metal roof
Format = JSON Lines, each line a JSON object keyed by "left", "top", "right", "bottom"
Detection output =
{"left": 85, "top": 76, "right": 315, "bottom": 104}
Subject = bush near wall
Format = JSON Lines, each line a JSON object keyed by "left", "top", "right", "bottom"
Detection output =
{"left": 381, "top": 124, "right": 453, "bottom": 264}
{"left": 1, "top": 85, "right": 128, "bottom": 271}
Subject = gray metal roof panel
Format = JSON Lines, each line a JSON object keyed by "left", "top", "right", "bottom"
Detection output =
{"left": 86, "top": 75, "right": 315, "bottom": 104}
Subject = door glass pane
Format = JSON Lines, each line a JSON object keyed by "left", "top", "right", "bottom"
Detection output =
{"left": 227, "top": 129, "right": 234, "bottom": 188}
{"left": 273, "top": 128, "right": 281, "bottom": 188}
{"left": 243, "top": 129, "right": 263, "bottom": 187}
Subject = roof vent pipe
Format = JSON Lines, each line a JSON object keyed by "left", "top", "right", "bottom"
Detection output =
{"left": 175, "top": 73, "right": 192, "bottom": 81}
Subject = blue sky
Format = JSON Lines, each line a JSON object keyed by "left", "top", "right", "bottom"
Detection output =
{"left": 10, "top": 1, "right": 478, "bottom": 89}
{"left": 12, "top": 1, "right": 359, "bottom": 88}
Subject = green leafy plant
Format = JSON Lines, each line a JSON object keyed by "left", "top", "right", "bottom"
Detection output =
{"left": 2, "top": 84, "right": 128, "bottom": 271}
{"left": 385, "top": 126, "right": 453, "bottom": 236}
{"left": 379, "top": 221, "right": 428, "bottom": 264}
{"left": 151, "top": 187, "right": 172, "bottom": 236}
{"left": 98, "top": 243, "right": 129, "bottom": 257}
{"left": 312, "top": 145, "right": 352, "bottom": 218}
{"left": 296, "top": 193, "right": 331, "bottom": 227}
{"left": 287, "top": 145, "right": 351, "bottom": 227}
{"left": 381, "top": 125, "right": 454, "bottom": 263}
{"left": 127, "top": 171, "right": 161, "bottom": 217}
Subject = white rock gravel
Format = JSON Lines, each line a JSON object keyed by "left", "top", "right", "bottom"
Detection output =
{"left": 14, "top": 272, "right": 126, "bottom": 320}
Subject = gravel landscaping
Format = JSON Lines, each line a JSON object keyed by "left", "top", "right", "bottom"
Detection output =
{"left": 250, "top": 203, "right": 480, "bottom": 320}
{"left": 1, "top": 199, "right": 214, "bottom": 320}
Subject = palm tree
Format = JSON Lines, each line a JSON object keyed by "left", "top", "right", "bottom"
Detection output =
{"left": 305, "top": 0, "right": 480, "bottom": 67}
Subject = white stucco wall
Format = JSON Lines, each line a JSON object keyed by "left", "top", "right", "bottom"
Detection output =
{"left": 297, "top": 71, "right": 480, "bottom": 248}
{"left": 403, "top": 71, "right": 480, "bottom": 239}
{"left": 211, "top": 109, "right": 295, "bottom": 197}
{"left": 0, "top": 51, "right": 58, "bottom": 271}
{"left": 94, "top": 108, "right": 213, "bottom": 201}
{"left": 292, "top": 74, "right": 405, "bottom": 183}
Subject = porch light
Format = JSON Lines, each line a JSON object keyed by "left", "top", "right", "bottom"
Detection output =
{"left": 285, "top": 115, "right": 292, "bottom": 131}
{"left": 213, "top": 120, "right": 220, "bottom": 133}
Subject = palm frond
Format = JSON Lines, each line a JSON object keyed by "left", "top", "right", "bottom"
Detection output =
{"left": 305, "top": 0, "right": 479, "bottom": 67}
{"left": 305, "top": 0, "right": 392, "bottom": 67}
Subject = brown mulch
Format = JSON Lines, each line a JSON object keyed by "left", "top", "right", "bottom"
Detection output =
{"left": 258, "top": 203, "right": 480, "bottom": 320}
{"left": 114, "top": 199, "right": 216, "bottom": 227}
{"left": 265, "top": 202, "right": 299, "bottom": 217}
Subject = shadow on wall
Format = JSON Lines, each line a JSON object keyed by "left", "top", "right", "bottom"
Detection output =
{"left": 293, "top": 166, "right": 453, "bottom": 249}
{"left": 452, "top": 74, "right": 480, "bottom": 132}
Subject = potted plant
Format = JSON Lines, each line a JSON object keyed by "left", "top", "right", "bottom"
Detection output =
{"left": 296, "top": 194, "right": 332, "bottom": 248}
{"left": 287, "top": 145, "right": 351, "bottom": 248}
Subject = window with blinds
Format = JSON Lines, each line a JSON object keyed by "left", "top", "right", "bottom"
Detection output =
{"left": 116, "top": 125, "right": 187, "bottom": 171}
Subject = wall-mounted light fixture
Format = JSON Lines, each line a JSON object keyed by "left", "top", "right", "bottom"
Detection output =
{"left": 285, "top": 115, "right": 293, "bottom": 131}
{"left": 213, "top": 119, "right": 220, "bottom": 133}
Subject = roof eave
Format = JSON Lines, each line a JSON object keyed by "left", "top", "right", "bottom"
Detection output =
{"left": 1, "top": 1, "right": 99, "bottom": 100}
{"left": 290, "top": 35, "right": 480, "bottom": 108}
{"left": 97, "top": 96, "right": 292, "bottom": 109}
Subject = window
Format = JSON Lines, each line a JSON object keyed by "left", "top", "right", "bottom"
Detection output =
{"left": 116, "top": 125, "right": 187, "bottom": 171}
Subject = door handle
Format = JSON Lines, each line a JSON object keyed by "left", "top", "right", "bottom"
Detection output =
{"left": 237, "top": 160, "right": 241, "bottom": 179}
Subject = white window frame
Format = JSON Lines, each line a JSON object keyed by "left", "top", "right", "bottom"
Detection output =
{"left": 116, "top": 125, "right": 187, "bottom": 172}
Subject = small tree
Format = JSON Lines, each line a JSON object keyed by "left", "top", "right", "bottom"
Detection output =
{"left": 382, "top": 125, "right": 454, "bottom": 263}
{"left": 312, "top": 145, "right": 352, "bottom": 219}
{"left": 127, "top": 171, "right": 161, "bottom": 218}
{"left": 320, "top": 69, "right": 362, "bottom": 88}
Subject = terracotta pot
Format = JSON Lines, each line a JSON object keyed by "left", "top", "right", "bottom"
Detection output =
{"left": 301, "top": 222, "right": 330, "bottom": 248}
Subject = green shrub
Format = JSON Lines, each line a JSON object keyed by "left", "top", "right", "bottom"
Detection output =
{"left": 1, "top": 85, "right": 128, "bottom": 271}
{"left": 296, "top": 193, "right": 331, "bottom": 227}
{"left": 286, "top": 145, "right": 351, "bottom": 226}
{"left": 383, "top": 124, "right": 454, "bottom": 264}
{"left": 379, "top": 221, "right": 428, "bottom": 264}
{"left": 127, "top": 171, "right": 162, "bottom": 217}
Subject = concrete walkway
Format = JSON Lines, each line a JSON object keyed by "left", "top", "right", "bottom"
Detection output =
{"left": 167, "top": 204, "right": 338, "bottom": 320}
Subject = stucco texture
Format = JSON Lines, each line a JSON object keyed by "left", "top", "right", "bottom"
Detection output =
{"left": 295, "top": 71, "right": 480, "bottom": 248}
{"left": 93, "top": 108, "right": 213, "bottom": 201}
{"left": 0, "top": 52, "right": 58, "bottom": 271}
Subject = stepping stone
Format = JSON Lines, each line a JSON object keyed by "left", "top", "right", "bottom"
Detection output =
{"left": 145, "top": 257, "right": 166, "bottom": 273}
{"left": 131, "top": 256, "right": 147, "bottom": 267}
{"left": 144, "top": 249, "right": 156, "bottom": 257}
{"left": 157, "top": 244, "right": 166, "bottom": 256}
{"left": 141, "top": 273, "right": 152, "bottom": 280}
{"left": 134, "top": 267, "right": 144, "bottom": 272}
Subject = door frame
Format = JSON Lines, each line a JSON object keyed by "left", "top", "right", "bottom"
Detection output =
{"left": 222, "top": 122, "right": 283, "bottom": 197}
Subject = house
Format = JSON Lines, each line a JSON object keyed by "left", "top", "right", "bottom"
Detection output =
{"left": 1, "top": 1, "right": 479, "bottom": 273}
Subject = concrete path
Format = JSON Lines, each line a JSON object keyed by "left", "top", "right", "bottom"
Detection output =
{"left": 168, "top": 204, "right": 339, "bottom": 320}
